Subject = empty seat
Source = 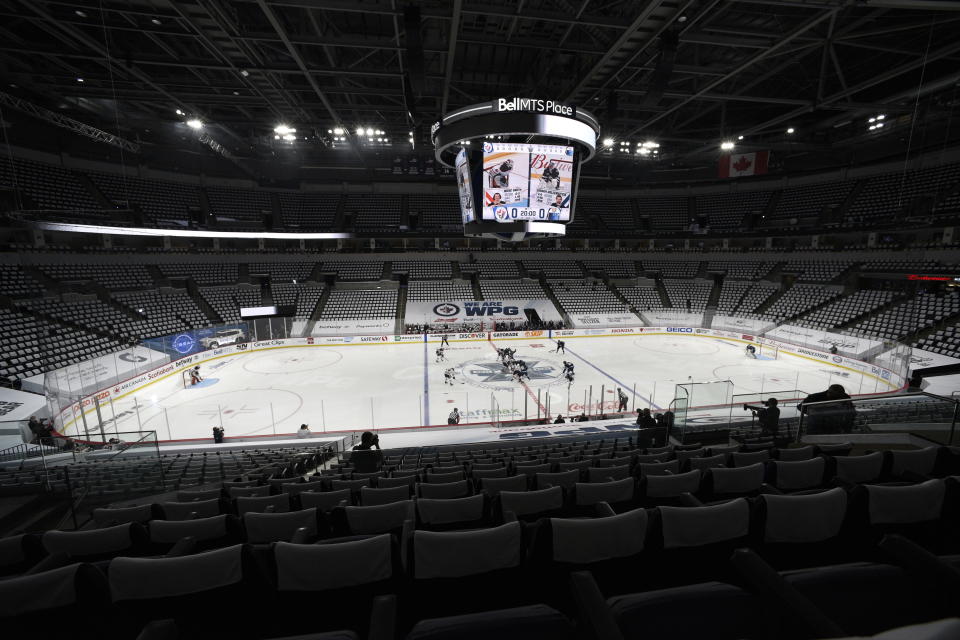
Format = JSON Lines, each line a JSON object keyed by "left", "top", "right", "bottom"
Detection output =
{"left": 479, "top": 475, "right": 528, "bottom": 497}
{"left": 243, "top": 508, "right": 322, "bottom": 543}
{"left": 0, "top": 563, "right": 113, "bottom": 637}
{"left": 417, "top": 495, "right": 489, "bottom": 530}
{"left": 766, "top": 457, "right": 828, "bottom": 492}
{"left": 235, "top": 494, "right": 290, "bottom": 515}
{"left": 497, "top": 486, "right": 565, "bottom": 522}
{"left": 833, "top": 452, "right": 884, "bottom": 484}
{"left": 92, "top": 504, "right": 153, "bottom": 528}
{"left": 418, "top": 480, "right": 471, "bottom": 499}
{"left": 702, "top": 463, "right": 766, "bottom": 500}
{"left": 360, "top": 485, "right": 411, "bottom": 506}
{"left": 299, "top": 489, "right": 352, "bottom": 511}
{"left": 42, "top": 523, "right": 148, "bottom": 562}
{"left": 148, "top": 514, "right": 241, "bottom": 551}
{"left": 332, "top": 500, "right": 415, "bottom": 536}
{"left": 159, "top": 498, "right": 222, "bottom": 521}
{"left": 752, "top": 488, "right": 850, "bottom": 569}
{"left": 639, "top": 470, "right": 702, "bottom": 506}
{"left": 573, "top": 478, "right": 637, "bottom": 512}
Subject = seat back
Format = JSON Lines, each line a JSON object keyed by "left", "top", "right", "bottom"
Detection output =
{"left": 498, "top": 486, "right": 564, "bottom": 520}
{"left": 235, "top": 494, "right": 290, "bottom": 515}
{"left": 417, "top": 494, "right": 487, "bottom": 528}
{"left": 299, "top": 489, "right": 351, "bottom": 511}
{"left": 337, "top": 500, "right": 415, "bottom": 536}
{"left": 92, "top": 504, "right": 153, "bottom": 528}
{"left": 417, "top": 480, "right": 471, "bottom": 499}
{"left": 834, "top": 452, "right": 884, "bottom": 484}
{"left": 244, "top": 509, "right": 320, "bottom": 543}
{"left": 42, "top": 523, "right": 147, "bottom": 561}
{"left": 573, "top": 478, "right": 636, "bottom": 507}
{"left": 160, "top": 498, "right": 222, "bottom": 521}
{"left": 769, "top": 457, "right": 827, "bottom": 491}
{"left": 642, "top": 470, "right": 702, "bottom": 499}
{"left": 705, "top": 463, "right": 765, "bottom": 498}
{"left": 479, "top": 475, "right": 528, "bottom": 496}
{"left": 535, "top": 469, "right": 580, "bottom": 489}
{"left": 360, "top": 485, "right": 411, "bottom": 506}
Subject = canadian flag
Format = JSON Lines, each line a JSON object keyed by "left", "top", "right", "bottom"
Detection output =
{"left": 719, "top": 151, "right": 769, "bottom": 178}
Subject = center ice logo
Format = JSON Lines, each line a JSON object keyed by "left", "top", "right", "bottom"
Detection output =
{"left": 459, "top": 357, "right": 564, "bottom": 389}
{"left": 433, "top": 303, "right": 460, "bottom": 317}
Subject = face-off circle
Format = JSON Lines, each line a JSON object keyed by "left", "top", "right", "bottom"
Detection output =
{"left": 457, "top": 355, "right": 567, "bottom": 390}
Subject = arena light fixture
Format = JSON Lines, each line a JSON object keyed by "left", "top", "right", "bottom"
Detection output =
{"left": 76, "top": 77, "right": 84, "bottom": 83}
{"left": 877, "top": 114, "right": 885, "bottom": 120}
{"left": 75, "top": 10, "right": 87, "bottom": 17}
{"left": 282, "top": 133, "right": 295, "bottom": 141}
{"left": 186, "top": 119, "right": 203, "bottom": 129}
{"left": 366, "top": 127, "right": 374, "bottom": 136}
{"left": 274, "top": 124, "right": 296, "bottom": 135}
{"left": 786, "top": 127, "right": 795, "bottom": 134}
{"left": 333, "top": 127, "right": 344, "bottom": 135}
{"left": 175, "top": 109, "right": 183, "bottom": 116}
{"left": 737, "top": 135, "right": 744, "bottom": 140}
{"left": 603, "top": 138, "right": 614, "bottom": 147}
{"left": 720, "top": 141, "right": 735, "bottom": 150}
{"left": 151, "top": 18, "right": 162, "bottom": 25}
{"left": 642, "top": 141, "right": 659, "bottom": 149}
{"left": 26, "top": 220, "right": 353, "bottom": 240}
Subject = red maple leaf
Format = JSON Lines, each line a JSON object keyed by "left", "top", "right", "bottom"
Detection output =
{"left": 732, "top": 155, "right": 752, "bottom": 172}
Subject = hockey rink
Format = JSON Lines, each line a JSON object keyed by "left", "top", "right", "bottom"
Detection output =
{"left": 58, "top": 333, "right": 900, "bottom": 444}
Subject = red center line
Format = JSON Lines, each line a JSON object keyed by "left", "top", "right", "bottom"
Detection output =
{"left": 488, "top": 340, "right": 549, "bottom": 416}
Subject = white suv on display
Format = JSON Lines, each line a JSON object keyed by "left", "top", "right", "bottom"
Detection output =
{"left": 200, "top": 328, "right": 247, "bottom": 349}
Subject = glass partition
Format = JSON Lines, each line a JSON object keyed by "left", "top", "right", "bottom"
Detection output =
{"left": 797, "top": 392, "right": 958, "bottom": 445}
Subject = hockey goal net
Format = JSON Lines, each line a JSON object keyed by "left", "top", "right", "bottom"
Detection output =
{"left": 758, "top": 344, "right": 778, "bottom": 359}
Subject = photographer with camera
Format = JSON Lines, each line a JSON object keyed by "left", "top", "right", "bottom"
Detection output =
{"left": 744, "top": 398, "right": 780, "bottom": 438}
{"left": 351, "top": 431, "right": 383, "bottom": 473}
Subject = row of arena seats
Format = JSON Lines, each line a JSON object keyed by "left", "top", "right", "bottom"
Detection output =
{"left": 2, "top": 475, "right": 959, "bottom": 639}
{"left": 4, "top": 154, "right": 960, "bottom": 233}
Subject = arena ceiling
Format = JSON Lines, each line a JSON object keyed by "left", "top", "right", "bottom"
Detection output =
{"left": 1, "top": 0, "right": 959, "bottom": 178}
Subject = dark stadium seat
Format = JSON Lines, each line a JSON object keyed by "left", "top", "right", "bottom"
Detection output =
{"left": 405, "top": 522, "right": 531, "bottom": 627}
{"left": 243, "top": 508, "right": 325, "bottom": 543}
{"left": 147, "top": 514, "right": 242, "bottom": 553}
{"left": 41, "top": 522, "right": 149, "bottom": 562}
{"left": 750, "top": 487, "right": 852, "bottom": 569}
{"left": 416, "top": 494, "right": 491, "bottom": 531}
{"left": 0, "top": 533, "right": 45, "bottom": 576}
{"left": 417, "top": 480, "right": 472, "bottom": 499}
{"left": 108, "top": 544, "right": 262, "bottom": 638}
{"left": 331, "top": 500, "right": 415, "bottom": 537}
{"left": 0, "top": 563, "right": 114, "bottom": 639}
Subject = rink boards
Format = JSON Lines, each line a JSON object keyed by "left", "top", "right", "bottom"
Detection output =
{"left": 53, "top": 326, "right": 907, "bottom": 443}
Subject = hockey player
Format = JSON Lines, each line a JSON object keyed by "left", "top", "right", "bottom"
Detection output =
{"left": 541, "top": 160, "right": 561, "bottom": 189}
{"left": 562, "top": 361, "right": 574, "bottom": 376}
{"left": 555, "top": 340, "right": 566, "bottom": 354}
{"left": 746, "top": 344, "right": 758, "bottom": 359}
{"left": 617, "top": 388, "right": 628, "bottom": 412}
{"left": 436, "top": 347, "right": 446, "bottom": 363}
{"left": 190, "top": 365, "right": 203, "bottom": 385}
{"left": 448, "top": 407, "right": 461, "bottom": 425}
{"left": 488, "top": 158, "right": 514, "bottom": 188}
{"left": 444, "top": 368, "right": 454, "bottom": 386}
{"left": 441, "top": 334, "right": 450, "bottom": 348}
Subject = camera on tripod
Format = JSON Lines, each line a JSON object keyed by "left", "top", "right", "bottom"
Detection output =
{"left": 743, "top": 403, "right": 765, "bottom": 414}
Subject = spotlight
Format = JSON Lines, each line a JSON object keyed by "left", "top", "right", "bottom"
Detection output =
{"left": 737, "top": 135, "right": 744, "bottom": 140}
{"left": 603, "top": 138, "right": 614, "bottom": 147}
{"left": 356, "top": 128, "right": 364, "bottom": 136}
{"left": 175, "top": 109, "right": 183, "bottom": 116}
{"left": 76, "top": 77, "right": 84, "bottom": 83}
{"left": 720, "top": 141, "right": 735, "bottom": 150}
{"left": 186, "top": 119, "right": 203, "bottom": 129}
{"left": 75, "top": 10, "right": 87, "bottom": 17}
{"left": 333, "top": 127, "right": 344, "bottom": 135}
{"left": 366, "top": 127, "right": 374, "bottom": 136}
{"left": 877, "top": 114, "right": 885, "bottom": 120}
{"left": 786, "top": 127, "right": 795, "bottom": 134}
{"left": 240, "top": 69, "right": 249, "bottom": 77}
{"left": 274, "top": 124, "right": 296, "bottom": 135}
{"left": 151, "top": 18, "right": 162, "bottom": 25}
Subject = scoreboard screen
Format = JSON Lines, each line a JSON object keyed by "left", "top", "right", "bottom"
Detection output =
{"left": 455, "top": 148, "right": 475, "bottom": 224}
{"left": 480, "top": 142, "right": 574, "bottom": 223}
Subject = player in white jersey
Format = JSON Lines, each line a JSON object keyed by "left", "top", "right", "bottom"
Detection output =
{"left": 436, "top": 347, "right": 446, "bottom": 363}
{"left": 745, "top": 344, "right": 757, "bottom": 359}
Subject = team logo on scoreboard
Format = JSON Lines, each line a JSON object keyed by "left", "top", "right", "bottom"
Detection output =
{"left": 483, "top": 142, "right": 493, "bottom": 153}
{"left": 493, "top": 206, "right": 510, "bottom": 221}
{"left": 458, "top": 357, "right": 565, "bottom": 390}
{"left": 433, "top": 303, "right": 460, "bottom": 317}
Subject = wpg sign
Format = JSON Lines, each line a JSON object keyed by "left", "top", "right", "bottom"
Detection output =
{"left": 405, "top": 300, "right": 562, "bottom": 324}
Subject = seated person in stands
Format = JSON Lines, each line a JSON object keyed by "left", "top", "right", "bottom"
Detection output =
{"left": 351, "top": 431, "right": 383, "bottom": 472}
{"left": 554, "top": 415, "right": 565, "bottom": 424}
{"left": 297, "top": 423, "right": 311, "bottom": 438}
{"left": 636, "top": 408, "right": 657, "bottom": 428}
